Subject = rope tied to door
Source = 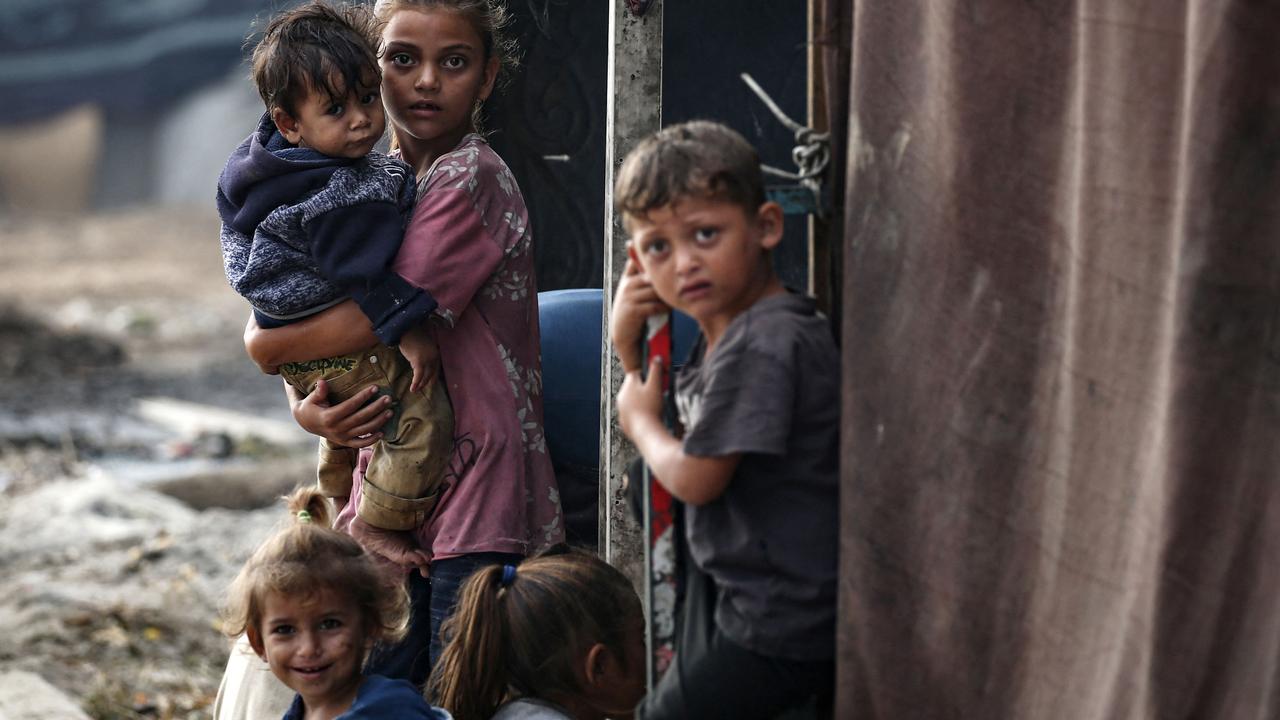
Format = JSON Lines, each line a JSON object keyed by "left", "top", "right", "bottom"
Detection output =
{"left": 740, "top": 72, "right": 830, "bottom": 216}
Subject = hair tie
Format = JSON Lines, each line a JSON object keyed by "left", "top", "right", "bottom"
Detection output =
{"left": 297, "top": 510, "right": 312, "bottom": 524}
{"left": 500, "top": 564, "right": 517, "bottom": 587}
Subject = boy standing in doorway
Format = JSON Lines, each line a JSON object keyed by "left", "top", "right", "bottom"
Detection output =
{"left": 611, "top": 120, "right": 838, "bottom": 719}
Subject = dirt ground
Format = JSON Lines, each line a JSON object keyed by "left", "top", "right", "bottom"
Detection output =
{"left": 0, "top": 206, "right": 316, "bottom": 718}
{"left": 0, "top": 206, "right": 280, "bottom": 414}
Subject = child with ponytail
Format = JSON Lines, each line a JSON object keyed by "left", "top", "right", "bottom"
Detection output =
{"left": 429, "top": 547, "right": 647, "bottom": 720}
{"left": 222, "top": 488, "right": 450, "bottom": 719}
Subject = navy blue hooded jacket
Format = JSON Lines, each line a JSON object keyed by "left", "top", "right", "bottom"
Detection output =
{"left": 216, "top": 112, "right": 435, "bottom": 345}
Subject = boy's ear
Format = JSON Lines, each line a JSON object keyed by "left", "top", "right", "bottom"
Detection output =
{"left": 271, "top": 107, "right": 303, "bottom": 145}
{"left": 582, "top": 642, "right": 610, "bottom": 688}
{"left": 477, "top": 55, "right": 500, "bottom": 103}
{"left": 756, "top": 201, "right": 784, "bottom": 251}
{"left": 246, "top": 625, "right": 266, "bottom": 660}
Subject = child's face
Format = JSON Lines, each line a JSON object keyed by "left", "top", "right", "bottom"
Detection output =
{"left": 628, "top": 196, "right": 783, "bottom": 339}
{"left": 273, "top": 78, "right": 385, "bottom": 159}
{"left": 253, "top": 587, "right": 368, "bottom": 709}
{"left": 379, "top": 7, "right": 498, "bottom": 162}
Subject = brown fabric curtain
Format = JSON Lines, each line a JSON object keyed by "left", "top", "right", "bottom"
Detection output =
{"left": 830, "top": 1, "right": 1280, "bottom": 717}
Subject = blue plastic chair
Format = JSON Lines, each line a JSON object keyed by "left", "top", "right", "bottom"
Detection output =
{"left": 538, "top": 289, "right": 698, "bottom": 548}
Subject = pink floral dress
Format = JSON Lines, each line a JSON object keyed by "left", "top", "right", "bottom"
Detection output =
{"left": 336, "top": 133, "right": 564, "bottom": 559}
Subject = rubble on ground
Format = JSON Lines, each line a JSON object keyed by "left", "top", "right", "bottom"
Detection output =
{"left": 0, "top": 207, "right": 315, "bottom": 718}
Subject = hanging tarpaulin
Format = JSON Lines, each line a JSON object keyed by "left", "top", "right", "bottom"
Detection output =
{"left": 831, "top": 0, "right": 1280, "bottom": 718}
{"left": 0, "top": 0, "right": 290, "bottom": 124}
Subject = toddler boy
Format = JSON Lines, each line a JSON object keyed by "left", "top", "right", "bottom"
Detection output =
{"left": 216, "top": 1, "right": 452, "bottom": 532}
{"left": 612, "top": 120, "right": 838, "bottom": 718}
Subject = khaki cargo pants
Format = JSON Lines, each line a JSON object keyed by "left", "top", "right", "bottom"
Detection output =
{"left": 279, "top": 343, "right": 453, "bottom": 530}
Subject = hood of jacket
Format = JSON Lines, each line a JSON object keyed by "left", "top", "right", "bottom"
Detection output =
{"left": 216, "top": 112, "right": 354, "bottom": 237}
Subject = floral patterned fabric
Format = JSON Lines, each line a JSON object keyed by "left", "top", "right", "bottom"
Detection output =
{"left": 336, "top": 134, "right": 563, "bottom": 559}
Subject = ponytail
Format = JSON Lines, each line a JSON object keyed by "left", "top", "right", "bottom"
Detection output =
{"left": 286, "top": 484, "right": 336, "bottom": 528}
{"left": 428, "top": 547, "right": 642, "bottom": 720}
{"left": 430, "top": 564, "right": 512, "bottom": 720}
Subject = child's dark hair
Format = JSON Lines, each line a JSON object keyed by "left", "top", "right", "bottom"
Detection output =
{"left": 615, "top": 120, "right": 767, "bottom": 220}
{"left": 374, "top": 0, "right": 519, "bottom": 137}
{"left": 250, "top": 1, "right": 382, "bottom": 117}
{"left": 428, "top": 546, "right": 642, "bottom": 720}
{"left": 221, "top": 487, "right": 409, "bottom": 648}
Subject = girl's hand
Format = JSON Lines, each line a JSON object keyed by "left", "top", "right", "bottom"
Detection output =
{"left": 245, "top": 300, "right": 378, "bottom": 369}
{"left": 610, "top": 251, "right": 669, "bottom": 373}
{"left": 287, "top": 380, "right": 392, "bottom": 448}
{"left": 616, "top": 355, "right": 666, "bottom": 440}
{"left": 348, "top": 517, "right": 431, "bottom": 577}
{"left": 243, "top": 313, "right": 279, "bottom": 375}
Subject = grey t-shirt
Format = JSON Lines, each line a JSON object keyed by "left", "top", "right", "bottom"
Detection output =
{"left": 675, "top": 291, "right": 839, "bottom": 661}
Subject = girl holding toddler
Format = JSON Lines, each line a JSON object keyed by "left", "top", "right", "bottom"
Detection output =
{"left": 241, "top": 0, "right": 562, "bottom": 692}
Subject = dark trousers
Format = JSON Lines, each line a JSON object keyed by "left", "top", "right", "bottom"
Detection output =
{"left": 365, "top": 551, "right": 523, "bottom": 688}
{"left": 638, "top": 559, "right": 835, "bottom": 720}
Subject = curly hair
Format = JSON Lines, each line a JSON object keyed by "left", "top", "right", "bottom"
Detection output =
{"left": 221, "top": 487, "right": 410, "bottom": 651}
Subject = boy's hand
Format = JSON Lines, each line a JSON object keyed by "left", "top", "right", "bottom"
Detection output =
{"left": 287, "top": 379, "right": 391, "bottom": 448}
{"left": 349, "top": 517, "right": 431, "bottom": 578}
{"left": 617, "top": 355, "right": 666, "bottom": 440}
{"left": 397, "top": 324, "right": 440, "bottom": 393}
{"left": 610, "top": 252, "right": 669, "bottom": 373}
{"left": 618, "top": 355, "right": 739, "bottom": 506}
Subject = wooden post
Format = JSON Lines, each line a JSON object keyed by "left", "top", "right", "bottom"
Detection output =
{"left": 600, "top": 0, "right": 662, "bottom": 591}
